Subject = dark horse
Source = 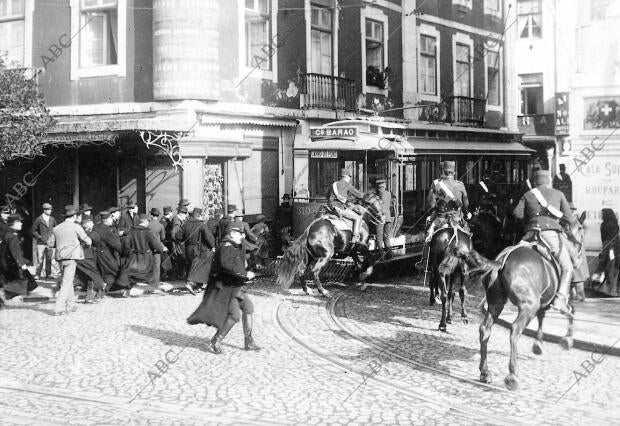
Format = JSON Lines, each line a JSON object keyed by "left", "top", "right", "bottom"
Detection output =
{"left": 276, "top": 192, "right": 384, "bottom": 296}
{"left": 457, "top": 212, "right": 586, "bottom": 390}
{"left": 469, "top": 210, "right": 506, "bottom": 259}
{"left": 428, "top": 220, "right": 473, "bottom": 332}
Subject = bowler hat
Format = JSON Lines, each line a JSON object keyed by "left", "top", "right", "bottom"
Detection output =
{"left": 42, "top": 203, "right": 53, "bottom": 210}
{"left": 225, "top": 222, "right": 244, "bottom": 234}
{"left": 533, "top": 170, "right": 551, "bottom": 186}
{"left": 282, "top": 194, "right": 291, "bottom": 200}
{"left": 163, "top": 206, "right": 172, "bottom": 214}
{"left": 178, "top": 206, "right": 188, "bottom": 214}
{"left": 64, "top": 205, "right": 78, "bottom": 217}
{"left": 150, "top": 207, "right": 161, "bottom": 216}
{"left": 340, "top": 168, "right": 351, "bottom": 178}
{"left": 7, "top": 214, "right": 22, "bottom": 226}
{"left": 441, "top": 161, "right": 455, "bottom": 173}
{"left": 80, "top": 203, "right": 93, "bottom": 212}
{"left": 375, "top": 179, "right": 386, "bottom": 186}
{"left": 99, "top": 210, "right": 111, "bottom": 219}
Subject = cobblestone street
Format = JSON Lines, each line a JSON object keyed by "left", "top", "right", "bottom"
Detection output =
{"left": 1, "top": 275, "right": 618, "bottom": 425}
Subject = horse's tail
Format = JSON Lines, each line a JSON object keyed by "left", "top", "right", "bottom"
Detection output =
{"left": 276, "top": 229, "right": 309, "bottom": 290}
{"left": 454, "top": 246, "right": 501, "bottom": 290}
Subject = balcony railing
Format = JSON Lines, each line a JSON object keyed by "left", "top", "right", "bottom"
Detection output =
{"left": 413, "top": 96, "right": 486, "bottom": 127}
{"left": 299, "top": 73, "right": 357, "bottom": 112}
{"left": 517, "top": 114, "right": 555, "bottom": 136}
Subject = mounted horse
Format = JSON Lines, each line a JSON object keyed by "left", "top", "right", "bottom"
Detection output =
{"left": 276, "top": 191, "right": 384, "bottom": 296}
{"left": 470, "top": 205, "right": 507, "bottom": 259}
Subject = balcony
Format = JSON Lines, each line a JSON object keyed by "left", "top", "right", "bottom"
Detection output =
{"left": 414, "top": 96, "right": 486, "bottom": 127}
{"left": 299, "top": 73, "right": 357, "bottom": 112}
{"left": 517, "top": 114, "right": 555, "bottom": 136}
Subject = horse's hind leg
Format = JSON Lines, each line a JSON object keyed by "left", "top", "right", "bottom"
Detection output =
{"left": 459, "top": 273, "right": 469, "bottom": 324}
{"left": 312, "top": 257, "right": 331, "bottom": 297}
{"left": 532, "top": 310, "right": 545, "bottom": 355}
{"left": 438, "top": 273, "right": 449, "bottom": 332}
{"left": 505, "top": 307, "right": 536, "bottom": 391}
{"left": 480, "top": 298, "right": 505, "bottom": 384}
{"left": 446, "top": 282, "right": 454, "bottom": 324}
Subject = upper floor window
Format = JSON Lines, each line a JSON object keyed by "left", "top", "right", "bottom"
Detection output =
{"left": 0, "top": 0, "right": 25, "bottom": 66}
{"left": 591, "top": 0, "right": 612, "bottom": 20}
{"left": 486, "top": 50, "right": 500, "bottom": 106}
{"left": 245, "top": 0, "right": 271, "bottom": 70}
{"left": 365, "top": 18, "right": 384, "bottom": 87}
{"left": 484, "top": 0, "right": 501, "bottom": 18}
{"left": 518, "top": 0, "right": 542, "bottom": 38}
{"left": 519, "top": 73, "right": 543, "bottom": 114}
{"left": 79, "top": 0, "right": 118, "bottom": 67}
{"left": 419, "top": 34, "right": 437, "bottom": 96}
{"left": 454, "top": 43, "right": 471, "bottom": 97}
{"left": 311, "top": 5, "right": 333, "bottom": 75}
{"left": 453, "top": 0, "right": 472, "bottom": 9}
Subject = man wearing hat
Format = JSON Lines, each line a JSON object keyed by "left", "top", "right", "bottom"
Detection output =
{"left": 148, "top": 208, "right": 167, "bottom": 287}
{"left": 31, "top": 203, "right": 57, "bottom": 279}
{"left": 327, "top": 169, "right": 365, "bottom": 243}
{"left": 119, "top": 200, "right": 139, "bottom": 236}
{"left": 186, "top": 221, "right": 260, "bottom": 354}
{"left": 77, "top": 203, "right": 93, "bottom": 223}
{"left": 0, "top": 214, "right": 38, "bottom": 306}
{"left": 75, "top": 215, "right": 105, "bottom": 303}
{"left": 48, "top": 205, "right": 92, "bottom": 315}
{"left": 513, "top": 169, "right": 577, "bottom": 313}
{"left": 117, "top": 213, "right": 168, "bottom": 294}
{"left": 107, "top": 206, "right": 122, "bottom": 236}
{"left": 94, "top": 211, "right": 123, "bottom": 290}
{"left": 178, "top": 207, "right": 216, "bottom": 293}
{"left": 206, "top": 208, "right": 224, "bottom": 246}
{"left": 171, "top": 206, "right": 189, "bottom": 279}
{"left": 374, "top": 179, "right": 394, "bottom": 258}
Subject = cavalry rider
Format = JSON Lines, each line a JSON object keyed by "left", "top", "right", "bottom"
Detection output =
{"left": 327, "top": 169, "right": 364, "bottom": 243}
{"left": 513, "top": 169, "right": 577, "bottom": 313}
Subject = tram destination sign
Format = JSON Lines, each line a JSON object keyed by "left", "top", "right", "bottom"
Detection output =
{"left": 310, "top": 126, "right": 357, "bottom": 139}
{"left": 310, "top": 150, "right": 338, "bottom": 159}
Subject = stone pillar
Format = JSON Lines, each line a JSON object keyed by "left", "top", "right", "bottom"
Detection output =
{"left": 181, "top": 158, "right": 204, "bottom": 209}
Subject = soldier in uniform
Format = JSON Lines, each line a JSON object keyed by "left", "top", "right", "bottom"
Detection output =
{"left": 186, "top": 222, "right": 260, "bottom": 354}
{"left": 416, "top": 161, "right": 470, "bottom": 271}
{"left": 374, "top": 179, "right": 393, "bottom": 258}
{"left": 326, "top": 169, "right": 364, "bottom": 243}
{"left": 513, "top": 170, "right": 577, "bottom": 313}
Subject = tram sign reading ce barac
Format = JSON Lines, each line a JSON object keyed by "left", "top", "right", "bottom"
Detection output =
{"left": 310, "top": 127, "right": 357, "bottom": 139}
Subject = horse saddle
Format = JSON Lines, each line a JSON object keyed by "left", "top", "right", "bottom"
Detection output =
{"left": 324, "top": 214, "right": 353, "bottom": 233}
{"left": 495, "top": 239, "right": 560, "bottom": 279}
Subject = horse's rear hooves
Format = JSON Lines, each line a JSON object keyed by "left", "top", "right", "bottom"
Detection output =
{"left": 532, "top": 341, "right": 543, "bottom": 355}
{"left": 504, "top": 374, "right": 518, "bottom": 391}
{"left": 560, "top": 337, "right": 574, "bottom": 350}
{"left": 438, "top": 325, "right": 447, "bottom": 332}
{"left": 480, "top": 372, "right": 492, "bottom": 384}
{"left": 461, "top": 317, "right": 469, "bottom": 325}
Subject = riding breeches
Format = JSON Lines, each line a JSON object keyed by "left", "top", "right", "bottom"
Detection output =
{"left": 540, "top": 230, "right": 573, "bottom": 296}
{"left": 338, "top": 208, "right": 362, "bottom": 235}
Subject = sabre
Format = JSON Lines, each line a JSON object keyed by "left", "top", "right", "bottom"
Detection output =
{"left": 422, "top": 244, "right": 430, "bottom": 288}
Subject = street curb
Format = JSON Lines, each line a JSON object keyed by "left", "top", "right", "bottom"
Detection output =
{"left": 494, "top": 317, "right": 620, "bottom": 357}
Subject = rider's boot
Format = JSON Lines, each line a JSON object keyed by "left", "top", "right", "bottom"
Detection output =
{"left": 211, "top": 316, "right": 237, "bottom": 354}
{"left": 551, "top": 271, "right": 572, "bottom": 313}
{"left": 352, "top": 216, "right": 361, "bottom": 244}
{"left": 242, "top": 313, "right": 261, "bottom": 351}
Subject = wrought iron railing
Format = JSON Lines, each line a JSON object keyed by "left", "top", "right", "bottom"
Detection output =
{"left": 412, "top": 96, "right": 486, "bottom": 127}
{"left": 299, "top": 73, "right": 357, "bottom": 112}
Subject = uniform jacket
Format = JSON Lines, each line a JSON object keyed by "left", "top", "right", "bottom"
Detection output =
{"left": 49, "top": 219, "right": 91, "bottom": 260}
{"left": 376, "top": 188, "right": 393, "bottom": 222}
{"left": 513, "top": 185, "right": 572, "bottom": 232}
{"left": 31, "top": 214, "right": 57, "bottom": 245}
{"left": 148, "top": 218, "right": 165, "bottom": 242}
{"left": 93, "top": 223, "right": 122, "bottom": 279}
{"left": 212, "top": 239, "right": 249, "bottom": 287}
{"left": 552, "top": 172, "right": 572, "bottom": 202}
{"left": 118, "top": 211, "right": 139, "bottom": 235}
{"left": 327, "top": 179, "right": 364, "bottom": 209}
{"left": 427, "top": 176, "right": 469, "bottom": 211}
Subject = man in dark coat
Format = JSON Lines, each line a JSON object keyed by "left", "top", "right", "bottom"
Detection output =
{"left": 171, "top": 206, "right": 188, "bottom": 279}
{"left": 0, "top": 215, "right": 37, "bottom": 306}
{"left": 374, "top": 179, "right": 393, "bottom": 258}
{"left": 75, "top": 215, "right": 105, "bottom": 303}
{"left": 234, "top": 211, "right": 258, "bottom": 268}
{"left": 186, "top": 222, "right": 260, "bottom": 354}
{"left": 32, "top": 203, "right": 57, "bottom": 279}
{"left": 178, "top": 208, "right": 216, "bottom": 293}
{"left": 0, "top": 206, "right": 10, "bottom": 242}
{"left": 118, "top": 200, "right": 139, "bottom": 236}
{"left": 206, "top": 208, "right": 223, "bottom": 246}
{"left": 148, "top": 208, "right": 166, "bottom": 287}
{"left": 250, "top": 214, "right": 270, "bottom": 268}
{"left": 117, "top": 214, "right": 168, "bottom": 294}
{"left": 93, "top": 211, "right": 123, "bottom": 290}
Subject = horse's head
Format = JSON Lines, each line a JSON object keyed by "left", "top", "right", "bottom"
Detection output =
{"left": 564, "top": 211, "right": 586, "bottom": 258}
{"left": 360, "top": 192, "right": 384, "bottom": 225}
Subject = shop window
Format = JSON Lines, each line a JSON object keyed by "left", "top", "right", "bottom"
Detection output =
{"left": 245, "top": 0, "right": 271, "bottom": 70}
{"left": 518, "top": 0, "right": 542, "bottom": 38}
{"left": 79, "top": 0, "right": 119, "bottom": 67}
{"left": 419, "top": 34, "right": 437, "bottom": 95}
{"left": 0, "top": 0, "right": 25, "bottom": 66}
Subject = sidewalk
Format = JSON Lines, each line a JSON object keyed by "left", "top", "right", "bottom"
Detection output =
{"left": 497, "top": 297, "right": 620, "bottom": 356}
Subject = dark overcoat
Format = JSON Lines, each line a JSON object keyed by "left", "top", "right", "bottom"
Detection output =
{"left": 75, "top": 229, "right": 105, "bottom": 291}
{"left": 117, "top": 225, "right": 165, "bottom": 287}
{"left": 93, "top": 223, "right": 122, "bottom": 284}
{"left": 0, "top": 230, "right": 37, "bottom": 298}
{"left": 180, "top": 218, "right": 216, "bottom": 283}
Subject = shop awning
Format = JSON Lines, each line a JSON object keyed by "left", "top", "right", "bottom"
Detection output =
{"left": 296, "top": 132, "right": 401, "bottom": 151}
{"left": 399, "top": 139, "right": 535, "bottom": 156}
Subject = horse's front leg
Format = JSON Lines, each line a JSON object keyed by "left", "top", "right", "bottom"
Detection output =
{"left": 300, "top": 262, "right": 312, "bottom": 295}
{"left": 312, "top": 257, "right": 331, "bottom": 297}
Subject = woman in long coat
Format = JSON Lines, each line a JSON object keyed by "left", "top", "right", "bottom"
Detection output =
{"left": 592, "top": 208, "right": 620, "bottom": 295}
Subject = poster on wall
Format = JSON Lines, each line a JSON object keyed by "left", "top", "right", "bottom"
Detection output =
{"left": 584, "top": 97, "right": 620, "bottom": 130}
{"left": 555, "top": 92, "right": 569, "bottom": 135}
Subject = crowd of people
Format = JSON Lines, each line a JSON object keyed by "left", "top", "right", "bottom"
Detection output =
{"left": 0, "top": 198, "right": 294, "bottom": 315}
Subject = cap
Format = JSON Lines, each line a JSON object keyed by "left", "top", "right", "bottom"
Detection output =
{"left": 64, "top": 205, "right": 78, "bottom": 217}
{"left": 178, "top": 206, "right": 188, "bottom": 214}
{"left": 533, "top": 170, "right": 551, "bottom": 186}
{"left": 42, "top": 203, "right": 53, "bottom": 210}
{"left": 7, "top": 214, "right": 22, "bottom": 226}
{"left": 192, "top": 207, "right": 203, "bottom": 217}
{"left": 81, "top": 215, "right": 93, "bottom": 225}
{"left": 340, "top": 169, "right": 351, "bottom": 178}
{"left": 179, "top": 199, "right": 190, "bottom": 206}
{"left": 80, "top": 203, "right": 93, "bottom": 212}
{"left": 108, "top": 206, "right": 120, "bottom": 213}
{"left": 225, "top": 222, "right": 245, "bottom": 234}
{"left": 150, "top": 208, "right": 161, "bottom": 216}
{"left": 441, "top": 161, "right": 455, "bottom": 173}
{"left": 138, "top": 213, "right": 149, "bottom": 222}
{"left": 163, "top": 206, "right": 172, "bottom": 214}
{"left": 375, "top": 179, "right": 387, "bottom": 186}
{"left": 256, "top": 214, "right": 266, "bottom": 222}
{"left": 99, "top": 210, "right": 111, "bottom": 219}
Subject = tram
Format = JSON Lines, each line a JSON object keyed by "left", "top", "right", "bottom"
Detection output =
{"left": 290, "top": 116, "right": 534, "bottom": 260}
